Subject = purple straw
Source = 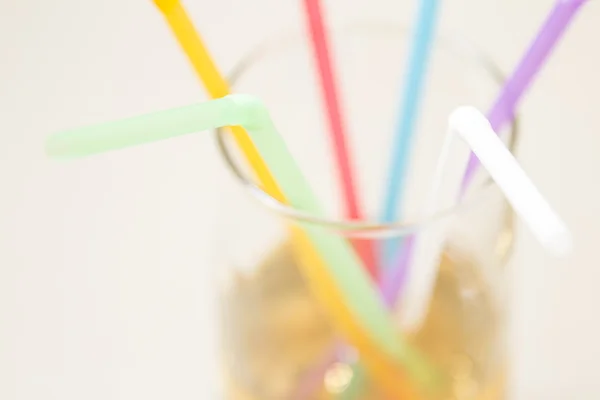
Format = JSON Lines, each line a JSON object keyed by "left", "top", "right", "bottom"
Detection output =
{"left": 460, "top": 0, "right": 589, "bottom": 195}
{"left": 383, "top": 0, "right": 589, "bottom": 307}
{"left": 292, "top": 0, "right": 589, "bottom": 397}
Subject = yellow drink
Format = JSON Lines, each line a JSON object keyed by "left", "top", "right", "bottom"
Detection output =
{"left": 220, "top": 241, "right": 505, "bottom": 400}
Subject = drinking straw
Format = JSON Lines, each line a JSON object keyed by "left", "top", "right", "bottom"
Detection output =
{"left": 301, "top": 0, "right": 377, "bottom": 280}
{"left": 454, "top": 107, "right": 572, "bottom": 253}
{"left": 398, "top": 106, "right": 572, "bottom": 330}
{"left": 379, "top": 0, "right": 441, "bottom": 266}
{"left": 381, "top": 0, "right": 588, "bottom": 309}
{"left": 151, "top": 1, "right": 413, "bottom": 393}
{"left": 153, "top": 0, "right": 276, "bottom": 192}
{"left": 394, "top": 117, "right": 469, "bottom": 329}
{"left": 46, "top": 94, "right": 441, "bottom": 396}
{"left": 460, "top": 0, "right": 588, "bottom": 195}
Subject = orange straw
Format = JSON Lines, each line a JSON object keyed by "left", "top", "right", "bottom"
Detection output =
{"left": 301, "top": 0, "right": 377, "bottom": 280}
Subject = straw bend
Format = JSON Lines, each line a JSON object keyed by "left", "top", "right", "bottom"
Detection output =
{"left": 227, "top": 94, "right": 272, "bottom": 128}
{"left": 46, "top": 95, "right": 276, "bottom": 160}
{"left": 452, "top": 106, "right": 573, "bottom": 257}
{"left": 398, "top": 105, "right": 573, "bottom": 332}
{"left": 46, "top": 97, "right": 246, "bottom": 159}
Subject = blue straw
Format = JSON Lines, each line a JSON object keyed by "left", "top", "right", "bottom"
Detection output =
{"left": 379, "top": 0, "right": 441, "bottom": 270}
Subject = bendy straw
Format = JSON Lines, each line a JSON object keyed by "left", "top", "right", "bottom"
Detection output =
{"left": 46, "top": 94, "right": 440, "bottom": 394}
{"left": 398, "top": 106, "right": 572, "bottom": 331}
{"left": 302, "top": 0, "right": 377, "bottom": 279}
{"left": 460, "top": 0, "right": 588, "bottom": 195}
{"left": 454, "top": 107, "right": 572, "bottom": 254}
{"left": 382, "top": 0, "right": 588, "bottom": 310}
{"left": 379, "top": 0, "right": 441, "bottom": 265}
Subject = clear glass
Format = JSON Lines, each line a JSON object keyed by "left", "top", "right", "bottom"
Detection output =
{"left": 212, "top": 21, "right": 517, "bottom": 400}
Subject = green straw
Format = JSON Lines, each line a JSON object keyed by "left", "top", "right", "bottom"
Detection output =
{"left": 46, "top": 94, "right": 439, "bottom": 390}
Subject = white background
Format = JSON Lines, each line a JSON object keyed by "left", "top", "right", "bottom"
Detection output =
{"left": 1, "top": 0, "right": 600, "bottom": 399}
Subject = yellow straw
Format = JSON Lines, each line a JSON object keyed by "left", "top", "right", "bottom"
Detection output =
{"left": 151, "top": 1, "right": 421, "bottom": 397}
{"left": 154, "top": 0, "right": 275, "bottom": 189}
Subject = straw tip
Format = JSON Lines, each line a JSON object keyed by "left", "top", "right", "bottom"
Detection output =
{"left": 542, "top": 228, "right": 574, "bottom": 257}
{"left": 45, "top": 136, "right": 64, "bottom": 158}
{"left": 152, "top": 0, "right": 180, "bottom": 13}
{"left": 225, "top": 94, "right": 269, "bottom": 125}
{"left": 45, "top": 133, "right": 81, "bottom": 159}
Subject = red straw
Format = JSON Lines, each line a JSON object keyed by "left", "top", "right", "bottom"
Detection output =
{"left": 302, "top": 0, "right": 377, "bottom": 280}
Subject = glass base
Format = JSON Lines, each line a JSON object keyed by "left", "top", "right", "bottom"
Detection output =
{"left": 220, "top": 240, "right": 506, "bottom": 400}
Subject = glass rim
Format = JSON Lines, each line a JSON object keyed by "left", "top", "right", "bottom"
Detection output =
{"left": 215, "top": 20, "right": 520, "bottom": 237}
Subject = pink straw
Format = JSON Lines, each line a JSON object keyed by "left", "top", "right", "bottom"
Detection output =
{"left": 302, "top": 0, "right": 377, "bottom": 280}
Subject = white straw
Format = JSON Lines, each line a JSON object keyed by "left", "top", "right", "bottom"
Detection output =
{"left": 398, "top": 117, "right": 470, "bottom": 331}
{"left": 399, "top": 105, "right": 572, "bottom": 332}
{"left": 451, "top": 106, "right": 572, "bottom": 256}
